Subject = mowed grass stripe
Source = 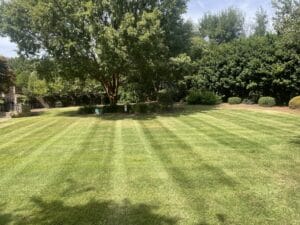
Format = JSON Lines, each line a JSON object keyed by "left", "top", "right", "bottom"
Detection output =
{"left": 0, "top": 119, "right": 83, "bottom": 190}
{"left": 140, "top": 119, "right": 211, "bottom": 223}
{"left": 156, "top": 116, "right": 292, "bottom": 224}
{"left": 94, "top": 122, "right": 117, "bottom": 196}
{"left": 31, "top": 119, "right": 99, "bottom": 201}
{"left": 173, "top": 115, "right": 279, "bottom": 186}
{"left": 186, "top": 113, "right": 273, "bottom": 154}
{"left": 0, "top": 118, "right": 74, "bottom": 172}
{"left": 229, "top": 109, "right": 300, "bottom": 124}
{"left": 0, "top": 118, "right": 62, "bottom": 150}
{"left": 132, "top": 120, "right": 198, "bottom": 224}
{"left": 214, "top": 110, "right": 300, "bottom": 135}
{"left": 190, "top": 112, "right": 277, "bottom": 147}
{"left": 208, "top": 110, "right": 295, "bottom": 137}
{"left": 0, "top": 117, "right": 49, "bottom": 139}
{"left": 107, "top": 120, "right": 129, "bottom": 224}
{"left": 184, "top": 113, "right": 299, "bottom": 167}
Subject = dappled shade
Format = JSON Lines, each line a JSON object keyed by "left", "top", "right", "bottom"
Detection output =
{"left": 14, "top": 198, "right": 178, "bottom": 225}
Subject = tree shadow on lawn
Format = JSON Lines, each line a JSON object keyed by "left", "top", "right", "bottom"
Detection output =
{"left": 55, "top": 105, "right": 219, "bottom": 121}
{"left": 289, "top": 136, "right": 300, "bottom": 146}
{"left": 0, "top": 203, "right": 13, "bottom": 225}
{"left": 0, "top": 211, "right": 12, "bottom": 225}
{"left": 13, "top": 197, "right": 179, "bottom": 225}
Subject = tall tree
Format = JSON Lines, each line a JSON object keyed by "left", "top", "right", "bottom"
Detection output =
{"left": 0, "top": 56, "right": 14, "bottom": 93}
{"left": 253, "top": 7, "right": 268, "bottom": 36}
{"left": 272, "top": 0, "right": 300, "bottom": 51}
{"left": 0, "top": 0, "right": 189, "bottom": 105}
{"left": 272, "top": 0, "right": 300, "bottom": 33}
{"left": 199, "top": 8, "right": 245, "bottom": 44}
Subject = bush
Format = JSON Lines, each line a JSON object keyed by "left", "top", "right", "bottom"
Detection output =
{"left": 22, "top": 105, "right": 31, "bottom": 114}
{"left": 228, "top": 97, "right": 242, "bottom": 105}
{"left": 147, "top": 102, "right": 160, "bottom": 113}
{"left": 186, "top": 90, "right": 221, "bottom": 105}
{"left": 289, "top": 96, "right": 300, "bottom": 109}
{"left": 78, "top": 105, "right": 97, "bottom": 114}
{"left": 103, "top": 105, "right": 128, "bottom": 113}
{"left": 55, "top": 101, "right": 63, "bottom": 108}
{"left": 133, "top": 103, "right": 148, "bottom": 114}
{"left": 158, "top": 90, "right": 173, "bottom": 107}
{"left": 258, "top": 97, "right": 276, "bottom": 107}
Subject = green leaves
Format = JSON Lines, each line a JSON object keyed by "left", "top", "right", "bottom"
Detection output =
{"left": 199, "top": 8, "right": 245, "bottom": 44}
{"left": 0, "top": 56, "right": 14, "bottom": 93}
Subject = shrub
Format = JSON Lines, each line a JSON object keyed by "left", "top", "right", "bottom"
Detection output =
{"left": 55, "top": 101, "right": 63, "bottom": 108}
{"left": 158, "top": 89, "right": 173, "bottom": 107}
{"left": 258, "top": 97, "right": 276, "bottom": 107}
{"left": 103, "top": 105, "right": 128, "bottom": 113}
{"left": 22, "top": 105, "right": 31, "bottom": 114}
{"left": 78, "top": 105, "right": 97, "bottom": 114}
{"left": 186, "top": 90, "right": 221, "bottom": 105}
{"left": 147, "top": 102, "right": 160, "bottom": 113}
{"left": 289, "top": 96, "right": 300, "bottom": 109}
{"left": 133, "top": 103, "right": 148, "bottom": 114}
{"left": 228, "top": 97, "right": 242, "bottom": 105}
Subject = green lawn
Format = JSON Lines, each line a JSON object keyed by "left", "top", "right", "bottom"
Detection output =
{"left": 0, "top": 106, "right": 299, "bottom": 225}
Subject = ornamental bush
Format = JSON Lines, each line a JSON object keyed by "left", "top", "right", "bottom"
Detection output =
{"left": 186, "top": 90, "right": 221, "bottom": 105}
{"left": 228, "top": 97, "right": 242, "bottom": 104}
{"left": 289, "top": 96, "right": 300, "bottom": 109}
{"left": 258, "top": 97, "right": 276, "bottom": 107}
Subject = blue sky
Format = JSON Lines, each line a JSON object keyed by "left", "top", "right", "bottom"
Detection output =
{"left": 0, "top": 0, "right": 274, "bottom": 58}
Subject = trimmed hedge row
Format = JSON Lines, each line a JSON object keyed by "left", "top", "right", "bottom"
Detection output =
{"left": 78, "top": 102, "right": 173, "bottom": 115}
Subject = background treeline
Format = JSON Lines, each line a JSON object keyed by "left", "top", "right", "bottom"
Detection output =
{"left": 1, "top": 0, "right": 299, "bottom": 107}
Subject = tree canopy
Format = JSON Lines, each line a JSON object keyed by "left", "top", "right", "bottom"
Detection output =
{"left": 253, "top": 7, "right": 269, "bottom": 36}
{"left": 198, "top": 8, "right": 245, "bottom": 44}
{"left": 0, "top": 0, "right": 190, "bottom": 105}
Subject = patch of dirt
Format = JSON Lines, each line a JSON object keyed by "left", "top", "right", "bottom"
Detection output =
{"left": 218, "top": 103, "right": 300, "bottom": 115}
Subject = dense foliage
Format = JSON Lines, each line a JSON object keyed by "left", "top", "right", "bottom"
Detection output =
{"left": 190, "top": 34, "right": 300, "bottom": 104}
{"left": 0, "top": 0, "right": 191, "bottom": 105}
{"left": 0, "top": 56, "right": 14, "bottom": 93}
{"left": 186, "top": 90, "right": 220, "bottom": 105}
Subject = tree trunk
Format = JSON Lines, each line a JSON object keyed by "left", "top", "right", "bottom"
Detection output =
{"left": 36, "top": 97, "right": 49, "bottom": 108}
{"left": 102, "top": 75, "right": 119, "bottom": 106}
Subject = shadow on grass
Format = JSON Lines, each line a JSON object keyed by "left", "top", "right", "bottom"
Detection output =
{"left": 55, "top": 105, "right": 219, "bottom": 121}
{"left": 290, "top": 136, "right": 300, "bottom": 146}
{"left": 14, "top": 197, "right": 178, "bottom": 225}
{"left": 0, "top": 205, "right": 12, "bottom": 225}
